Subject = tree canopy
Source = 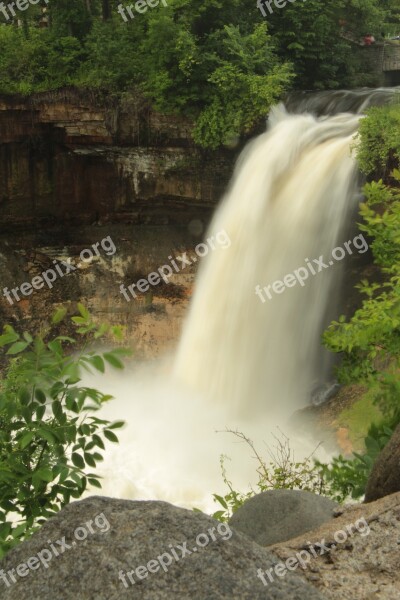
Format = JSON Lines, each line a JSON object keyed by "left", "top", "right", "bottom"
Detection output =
{"left": 0, "top": 0, "right": 394, "bottom": 146}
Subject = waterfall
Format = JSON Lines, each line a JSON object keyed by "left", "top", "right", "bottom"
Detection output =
{"left": 95, "top": 100, "right": 373, "bottom": 509}
{"left": 172, "top": 107, "right": 360, "bottom": 420}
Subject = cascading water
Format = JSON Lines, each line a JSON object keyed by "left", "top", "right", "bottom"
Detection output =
{"left": 94, "top": 92, "right": 395, "bottom": 509}
{"left": 172, "top": 107, "right": 360, "bottom": 419}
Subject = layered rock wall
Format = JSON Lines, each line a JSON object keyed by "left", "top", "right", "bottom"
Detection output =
{"left": 0, "top": 89, "right": 235, "bottom": 230}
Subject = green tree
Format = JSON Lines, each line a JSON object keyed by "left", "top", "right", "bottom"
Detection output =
{"left": 265, "top": 0, "right": 384, "bottom": 89}
{"left": 139, "top": 12, "right": 292, "bottom": 147}
{"left": 0, "top": 305, "right": 129, "bottom": 557}
{"left": 192, "top": 24, "right": 292, "bottom": 148}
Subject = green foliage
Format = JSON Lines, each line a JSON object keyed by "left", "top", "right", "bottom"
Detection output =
{"left": 265, "top": 0, "right": 385, "bottom": 89}
{"left": 383, "top": 0, "right": 400, "bottom": 37}
{"left": 192, "top": 24, "right": 293, "bottom": 148}
{"left": 0, "top": 28, "right": 83, "bottom": 94}
{"left": 78, "top": 19, "right": 143, "bottom": 91}
{"left": 211, "top": 430, "right": 329, "bottom": 522}
{"left": 355, "top": 103, "right": 400, "bottom": 179}
{"left": 318, "top": 104, "right": 400, "bottom": 501}
{"left": 135, "top": 15, "right": 293, "bottom": 147}
{"left": 0, "top": 305, "right": 130, "bottom": 557}
{"left": 0, "top": 0, "right": 389, "bottom": 146}
{"left": 315, "top": 423, "right": 393, "bottom": 503}
{"left": 47, "top": 0, "right": 93, "bottom": 40}
{"left": 324, "top": 172, "right": 400, "bottom": 385}
{"left": 211, "top": 455, "right": 253, "bottom": 522}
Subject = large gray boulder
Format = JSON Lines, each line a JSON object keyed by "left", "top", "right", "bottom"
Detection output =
{"left": 0, "top": 495, "right": 327, "bottom": 600}
{"left": 365, "top": 423, "right": 400, "bottom": 502}
{"left": 229, "top": 490, "right": 338, "bottom": 546}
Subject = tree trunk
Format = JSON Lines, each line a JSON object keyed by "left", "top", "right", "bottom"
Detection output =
{"left": 102, "top": 0, "right": 111, "bottom": 20}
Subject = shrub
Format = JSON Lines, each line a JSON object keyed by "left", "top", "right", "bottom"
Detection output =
{"left": 318, "top": 106, "right": 400, "bottom": 501}
{"left": 0, "top": 305, "right": 129, "bottom": 557}
{"left": 211, "top": 429, "right": 329, "bottom": 522}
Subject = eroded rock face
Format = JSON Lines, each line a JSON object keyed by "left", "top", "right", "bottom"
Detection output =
{"left": 0, "top": 89, "right": 235, "bottom": 230}
{"left": 0, "top": 496, "right": 327, "bottom": 600}
{"left": 229, "top": 490, "right": 338, "bottom": 546}
{"left": 269, "top": 491, "right": 400, "bottom": 600}
{"left": 0, "top": 224, "right": 197, "bottom": 358}
{"left": 365, "top": 423, "right": 400, "bottom": 503}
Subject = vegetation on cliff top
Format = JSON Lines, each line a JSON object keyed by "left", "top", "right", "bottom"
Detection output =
{"left": 0, "top": 0, "right": 396, "bottom": 147}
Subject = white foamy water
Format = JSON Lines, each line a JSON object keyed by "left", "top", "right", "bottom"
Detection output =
{"left": 173, "top": 107, "right": 360, "bottom": 419}
{"left": 93, "top": 107, "right": 361, "bottom": 511}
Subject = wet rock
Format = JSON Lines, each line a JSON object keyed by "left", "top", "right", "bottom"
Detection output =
{"left": 310, "top": 382, "right": 341, "bottom": 406}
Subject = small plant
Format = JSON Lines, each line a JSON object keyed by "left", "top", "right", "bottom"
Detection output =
{"left": 211, "top": 429, "right": 329, "bottom": 522}
{"left": 0, "top": 305, "right": 130, "bottom": 557}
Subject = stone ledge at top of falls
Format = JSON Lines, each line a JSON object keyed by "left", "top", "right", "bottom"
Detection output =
{"left": 0, "top": 88, "right": 237, "bottom": 227}
{"left": 0, "top": 495, "right": 327, "bottom": 600}
{"left": 0, "top": 88, "right": 197, "bottom": 147}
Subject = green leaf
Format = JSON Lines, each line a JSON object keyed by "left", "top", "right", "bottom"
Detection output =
{"left": 37, "top": 429, "right": 55, "bottom": 445}
{"left": 36, "top": 405, "right": 46, "bottom": 420}
{"left": 77, "top": 304, "right": 90, "bottom": 320}
{"left": 0, "top": 329, "right": 19, "bottom": 347}
{"left": 52, "top": 308, "right": 67, "bottom": 324}
{"left": 36, "top": 468, "right": 54, "bottom": 483}
{"left": 71, "top": 453, "right": 85, "bottom": 469}
{"left": 35, "top": 389, "right": 47, "bottom": 404}
{"left": 84, "top": 453, "right": 97, "bottom": 467}
{"left": 48, "top": 341, "right": 62, "bottom": 355}
{"left": 90, "top": 356, "right": 105, "bottom": 373}
{"left": 63, "top": 363, "right": 80, "bottom": 383}
{"left": 19, "top": 431, "right": 35, "bottom": 449}
{"left": 107, "top": 421, "right": 125, "bottom": 430}
{"left": 72, "top": 316, "right": 86, "bottom": 325}
{"left": 21, "top": 407, "right": 32, "bottom": 423}
{"left": 92, "top": 434, "right": 105, "bottom": 450}
{"left": 94, "top": 323, "right": 109, "bottom": 339}
{"left": 7, "top": 341, "right": 29, "bottom": 355}
{"left": 52, "top": 400, "right": 63, "bottom": 421}
{"left": 88, "top": 478, "right": 102, "bottom": 489}
{"left": 19, "top": 388, "right": 31, "bottom": 405}
{"left": 213, "top": 494, "right": 228, "bottom": 509}
{"left": 103, "top": 430, "right": 119, "bottom": 443}
{"left": 103, "top": 353, "right": 124, "bottom": 370}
